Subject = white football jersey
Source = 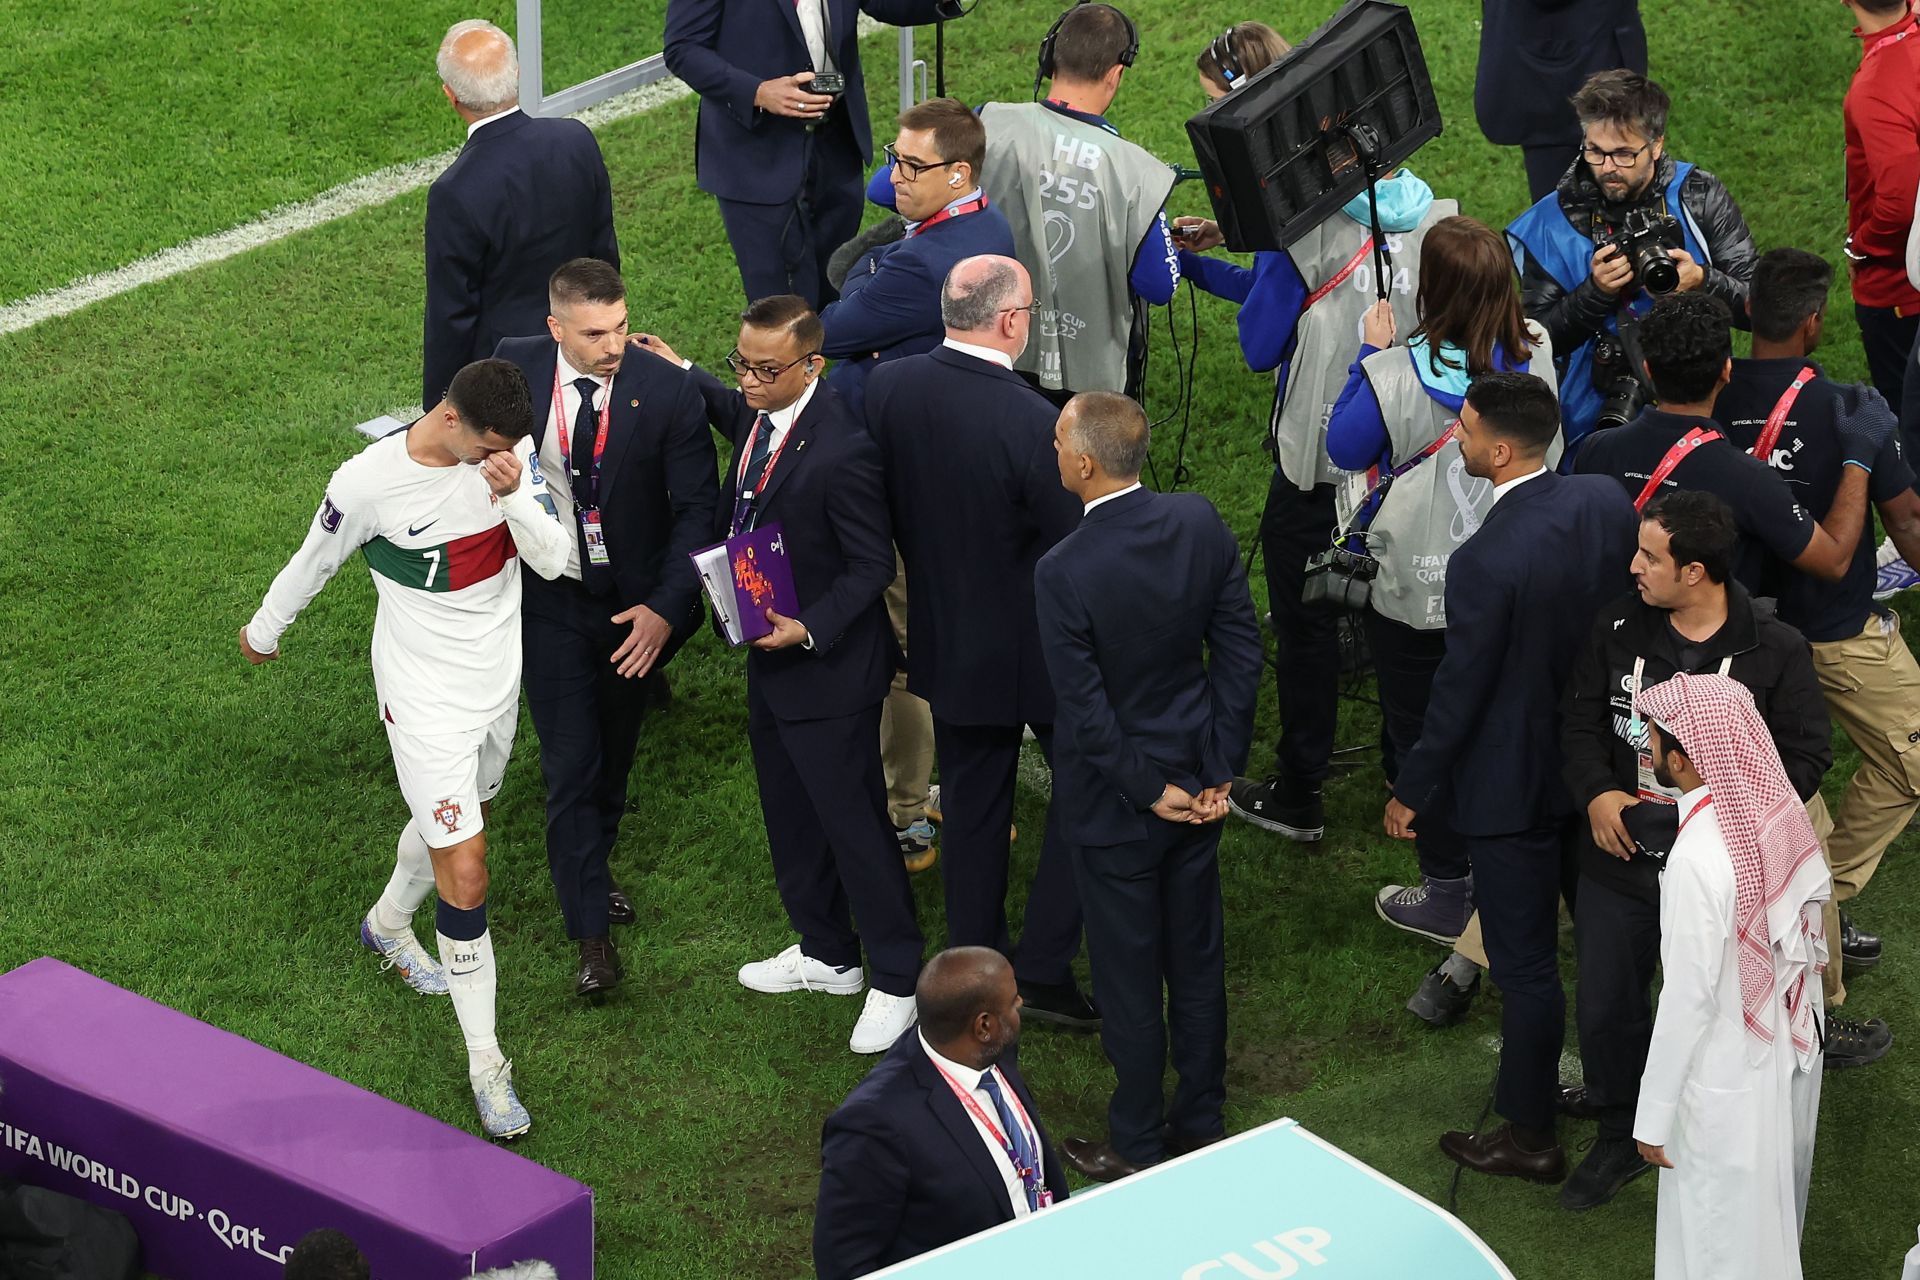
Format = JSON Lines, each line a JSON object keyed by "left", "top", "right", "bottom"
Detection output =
{"left": 246, "top": 428, "right": 570, "bottom": 735}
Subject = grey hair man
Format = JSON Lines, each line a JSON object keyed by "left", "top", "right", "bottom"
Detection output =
{"left": 939, "top": 254, "right": 1036, "bottom": 363}
{"left": 421, "top": 20, "right": 621, "bottom": 412}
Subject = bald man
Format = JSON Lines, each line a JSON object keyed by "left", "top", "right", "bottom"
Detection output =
{"left": 424, "top": 20, "right": 620, "bottom": 412}
{"left": 814, "top": 947, "right": 1066, "bottom": 1279}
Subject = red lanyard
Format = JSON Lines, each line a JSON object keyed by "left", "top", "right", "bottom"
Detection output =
{"left": 909, "top": 193, "right": 988, "bottom": 237}
{"left": 552, "top": 367, "right": 612, "bottom": 505}
{"left": 930, "top": 1062, "right": 1040, "bottom": 1188}
{"left": 1749, "top": 367, "right": 1816, "bottom": 463}
{"left": 1305, "top": 237, "right": 1375, "bottom": 308}
{"left": 1678, "top": 792, "right": 1715, "bottom": 832}
{"left": 1634, "top": 426, "right": 1723, "bottom": 512}
{"left": 730, "top": 414, "right": 798, "bottom": 536}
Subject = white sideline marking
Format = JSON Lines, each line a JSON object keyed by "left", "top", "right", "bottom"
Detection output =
{"left": 0, "top": 19, "right": 887, "bottom": 337}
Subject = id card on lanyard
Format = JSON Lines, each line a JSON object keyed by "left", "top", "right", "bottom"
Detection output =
{"left": 1629, "top": 654, "right": 1731, "bottom": 801}
{"left": 554, "top": 369, "right": 613, "bottom": 566}
{"left": 731, "top": 417, "right": 794, "bottom": 538}
{"left": 930, "top": 1063, "right": 1054, "bottom": 1211}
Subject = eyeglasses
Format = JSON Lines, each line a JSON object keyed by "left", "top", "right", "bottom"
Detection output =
{"left": 726, "top": 349, "right": 818, "bottom": 383}
{"left": 997, "top": 300, "right": 1041, "bottom": 317}
{"left": 884, "top": 143, "right": 955, "bottom": 181}
{"left": 1581, "top": 140, "right": 1653, "bottom": 171}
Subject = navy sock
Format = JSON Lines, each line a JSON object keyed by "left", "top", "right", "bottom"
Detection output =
{"left": 435, "top": 899, "right": 488, "bottom": 942}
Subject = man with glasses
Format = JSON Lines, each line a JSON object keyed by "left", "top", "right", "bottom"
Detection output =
{"left": 820, "top": 98, "right": 1014, "bottom": 418}
{"left": 1508, "top": 70, "right": 1756, "bottom": 455}
{"left": 636, "top": 296, "right": 925, "bottom": 1055}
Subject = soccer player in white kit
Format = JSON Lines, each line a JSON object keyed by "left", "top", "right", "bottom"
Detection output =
{"left": 240, "top": 359, "right": 570, "bottom": 1139}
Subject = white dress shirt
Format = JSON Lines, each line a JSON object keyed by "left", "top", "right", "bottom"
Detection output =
{"left": 540, "top": 350, "right": 611, "bottom": 581}
{"left": 742, "top": 378, "right": 819, "bottom": 482}
{"left": 906, "top": 187, "right": 985, "bottom": 236}
{"left": 465, "top": 105, "right": 522, "bottom": 139}
{"left": 797, "top": 0, "right": 836, "bottom": 73}
{"left": 1486, "top": 464, "right": 1548, "bottom": 511}
{"left": 1083, "top": 481, "right": 1142, "bottom": 515}
{"left": 941, "top": 337, "right": 1015, "bottom": 370}
{"left": 918, "top": 1034, "right": 1038, "bottom": 1219}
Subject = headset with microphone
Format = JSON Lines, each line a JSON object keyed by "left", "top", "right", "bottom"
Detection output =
{"left": 1032, "top": 2, "right": 1139, "bottom": 100}
{"left": 1206, "top": 27, "right": 1245, "bottom": 88}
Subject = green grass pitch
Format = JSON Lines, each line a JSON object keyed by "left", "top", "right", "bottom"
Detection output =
{"left": 2, "top": 0, "right": 1918, "bottom": 1276}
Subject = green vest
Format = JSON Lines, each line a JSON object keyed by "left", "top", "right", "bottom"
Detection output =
{"left": 979, "top": 102, "right": 1176, "bottom": 393}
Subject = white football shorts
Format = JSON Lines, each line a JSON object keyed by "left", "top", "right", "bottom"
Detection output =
{"left": 384, "top": 707, "right": 517, "bottom": 850}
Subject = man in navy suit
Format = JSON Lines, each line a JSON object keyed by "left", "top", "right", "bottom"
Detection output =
{"left": 663, "top": 0, "right": 962, "bottom": 308}
{"left": 1385, "top": 372, "right": 1638, "bottom": 1182}
{"left": 492, "top": 259, "right": 719, "bottom": 999}
{"left": 1034, "top": 392, "right": 1263, "bottom": 1180}
{"left": 866, "top": 255, "right": 1095, "bottom": 1027}
{"left": 424, "top": 21, "right": 619, "bottom": 412}
{"left": 821, "top": 97, "right": 1015, "bottom": 417}
{"left": 814, "top": 946, "right": 1065, "bottom": 1279}
{"left": 635, "top": 297, "right": 923, "bottom": 1054}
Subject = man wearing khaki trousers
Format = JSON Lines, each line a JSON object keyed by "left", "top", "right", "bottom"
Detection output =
{"left": 883, "top": 558, "right": 939, "bottom": 872}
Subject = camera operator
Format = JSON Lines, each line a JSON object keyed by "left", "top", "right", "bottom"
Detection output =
{"left": 1175, "top": 26, "right": 1455, "bottom": 845}
{"left": 1507, "top": 71, "right": 1756, "bottom": 455}
{"left": 1321, "top": 217, "right": 1555, "bottom": 1023}
{"left": 1557, "top": 490, "right": 1832, "bottom": 1211}
{"left": 1574, "top": 293, "right": 1882, "bottom": 593}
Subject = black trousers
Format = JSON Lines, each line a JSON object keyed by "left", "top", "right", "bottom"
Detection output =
{"left": 715, "top": 112, "right": 864, "bottom": 309}
{"left": 1521, "top": 144, "right": 1577, "bottom": 205}
{"left": 1573, "top": 872, "right": 1661, "bottom": 1141}
{"left": 1071, "top": 819, "right": 1227, "bottom": 1165}
{"left": 748, "top": 690, "right": 924, "bottom": 997}
{"left": 1900, "top": 321, "right": 1920, "bottom": 478}
{"left": 930, "top": 718, "right": 1081, "bottom": 986}
{"left": 522, "top": 574, "right": 651, "bottom": 940}
{"left": 1856, "top": 302, "right": 1918, "bottom": 411}
{"left": 1259, "top": 473, "right": 1340, "bottom": 784}
{"left": 1472, "top": 821, "right": 1580, "bottom": 1133}
{"left": 1365, "top": 612, "right": 1470, "bottom": 882}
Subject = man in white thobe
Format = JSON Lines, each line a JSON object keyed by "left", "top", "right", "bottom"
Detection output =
{"left": 1632, "top": 672, "right": 1830, "bottom": 1280}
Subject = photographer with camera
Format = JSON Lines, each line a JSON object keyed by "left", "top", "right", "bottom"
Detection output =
{"left": 1506, "top": 71, "right": 1756, "bottom": 454}
{"left": 1175, "top": 29, "right": 1456, "bottom": 845}
{"left": 1575, "top": 293, "right": 1880, "bottom": 593}
{"left": 1320, "top": 218, "right": 1555, "bottom": 1011}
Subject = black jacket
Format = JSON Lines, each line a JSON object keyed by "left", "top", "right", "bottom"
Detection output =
{"left": 1560, "top": 580, "right": 1831, "bottom": 901}
{"left": 1520, "top": 155, "right": 1757, "bottom": 356}
{"left": 1474, "top": 0, "right": 1646, "bottom": 149}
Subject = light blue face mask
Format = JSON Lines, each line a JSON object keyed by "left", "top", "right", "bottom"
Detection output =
{"left": 1341, "top": 169, "right": 1435, "bottom": 234}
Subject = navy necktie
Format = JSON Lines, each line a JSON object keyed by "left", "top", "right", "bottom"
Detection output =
{"left": 977, "top": 1071, "right": 1040, "bottom": 1210}
{"left": 569, "top": 377, "right": 601, "bottom": 504}
{"left": 735, "top": 413, "right": 774, "bottom": 534}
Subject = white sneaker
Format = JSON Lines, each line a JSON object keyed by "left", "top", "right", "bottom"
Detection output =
{"left": 849, "top": 989, "right": 918, "bottom": 1054}
{"left": 738, "top": 943, "right": 866, "bottom": 996}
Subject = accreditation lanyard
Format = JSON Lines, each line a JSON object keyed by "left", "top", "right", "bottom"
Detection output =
{"left": 1748, "top": 366, "right": 1816, "bottom": 463}
{"left": 908, "top": 193, "right": 988, "bottom": 238}
{"left": 1305, "top": 236, "right": 1375, "bottom": 308}
{"left": 930, "top": 1063, "right": 1051, "bottom": 1211}
{"left": 1630, "top": 655, "right": 1730, "bottom": 802}
{"left": 1677, "top": 791, "right": 1715, "bottom": 833}
{"left": 1633, "top": 427, "right": 1722, "bottom": 512}
{"left": 730, "top": 416, "right": 796, "bottom": 538}
{"left": 552, "top": 368, "right": 612, "bottom": 510}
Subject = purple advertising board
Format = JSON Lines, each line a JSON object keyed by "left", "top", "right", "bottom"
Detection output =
{"left": 0, "top": 957, "right": 592, "bottom": 1278}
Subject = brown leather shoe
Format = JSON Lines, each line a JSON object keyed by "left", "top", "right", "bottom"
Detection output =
{"left": 1062, "top": 1136, "right": 1150, "bottom": 1183}
{"left": 608, "top": 889, "right": 636, "bottom": 926}
{"left": 1165, "top": 1129, "right": 1226, "bottom": 1158}
{"left": 1438, "top": 1124, "right": 1566, "bottom": 1183}
{"left": 576, "top": 937, "right": 621, "bottom": 999}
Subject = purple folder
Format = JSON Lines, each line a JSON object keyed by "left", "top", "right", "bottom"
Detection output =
{"left": 0, "top": 957, "right": 593, "bottom": 1278}
{"left": 690, "top": 521, "right": 799, "bottom": 645}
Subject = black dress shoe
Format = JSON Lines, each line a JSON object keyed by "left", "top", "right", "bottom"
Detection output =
{"left": 1062, "top": 1136, "right": 1149, "bottom": 1183}
{"left": 1406, "top": 962, "right": 1479, "bottom": 1028}
{"left": 1841, "top": 911, "right": 1882, "bottom": 971}
{"left": 1438, "top": 1124, "right": 1567, "bottom": 1183}
{"left": 1559, "top": 1137, "right": 1651, "bottom": 1210}
{"left": 1017, "top": 980, "right": 1101, "bottom": 1031}
{"left": 608, "top": 890, "right": 636, "bottom": 927}
{"left": 576, "top": 937, "right": 621, "bottom": 999}
{"left": 1164, "top": 1128, "right": 1226, "bottom": 1158}
{"left": 1556, "top": 1083, "right": 1602, "bottom": 1121}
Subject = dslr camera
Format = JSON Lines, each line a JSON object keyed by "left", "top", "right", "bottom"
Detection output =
{"left": 1598, "top": 208, "right": 1684, "bottom": 296}
{"left": 1301, "top": 546, "right": 1378, "bottom": 612}
{"left": 1590, "top": 335, "right": 1647, "bottom": 431}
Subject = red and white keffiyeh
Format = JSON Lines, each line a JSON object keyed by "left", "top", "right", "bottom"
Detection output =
{"left": 1636, "top": 672, "right": 1830, "bottom": 1067}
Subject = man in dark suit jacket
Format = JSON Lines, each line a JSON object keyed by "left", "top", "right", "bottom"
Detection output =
{"left": 662, "top": 0, "right": 961, "bottom": 307}
{"left": 866, "top": 255, "right": 1094, "bottom": 1026}
{"left": 635, "top": 297, "right": 923, "bottom": 1054}
{"left": 424, "top": 21, "right": 620, "bottom": 412}
{"left": 492, "top": 259, "right": 719, "bottom": 998}
{"left": 821, "top": 97, "right": 1016, "bottom": 417}
{"left": 814, "top": 946, "right": 1065, "bottom": 1279}
{"left": 1385, "top": 372, "right": 1637, "bottom": 1183}
{"left": 1034, "top": 393, "right": 1263, "bottom": 1181}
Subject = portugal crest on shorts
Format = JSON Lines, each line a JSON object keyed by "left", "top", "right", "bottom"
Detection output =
{"left": 433, "top": 798, "right": 463, "bottom": 833}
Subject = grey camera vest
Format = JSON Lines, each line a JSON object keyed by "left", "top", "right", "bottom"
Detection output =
{"left": 979, "top": 102, "right": 1176, "bottom": 394}
{"left": 1272, "top": 199, "right": 1457, "bottom": 492}
{"left": 1360, "top": 320, "right": 1560, "bottom": 630}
